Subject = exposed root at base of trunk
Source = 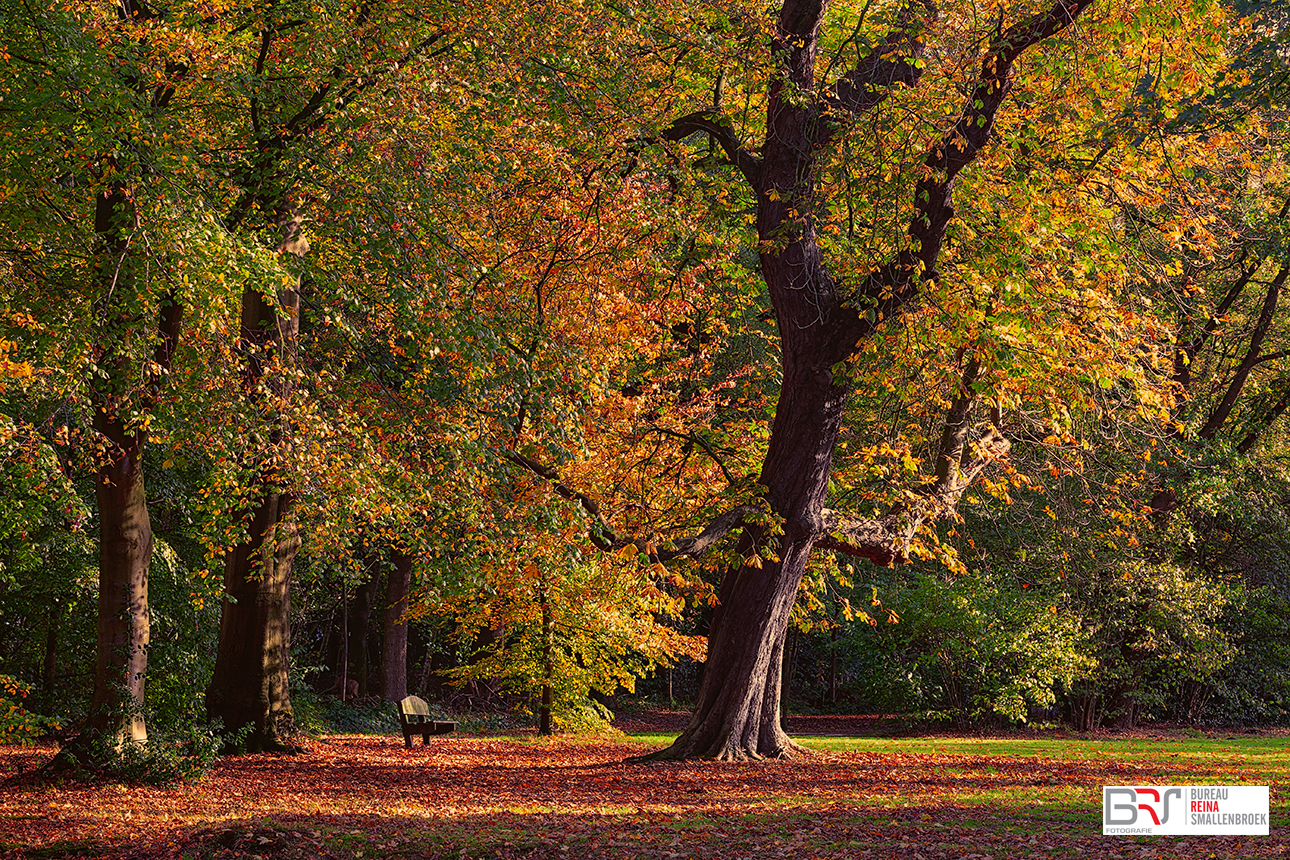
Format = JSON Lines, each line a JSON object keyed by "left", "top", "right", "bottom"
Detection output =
{"left": 626, "top": 733, "right": 810, "bottom": 764}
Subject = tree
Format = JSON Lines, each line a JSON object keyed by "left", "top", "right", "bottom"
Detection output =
{"left": 489, "top": 0, "right": 1247, "bottom": 757}
{"left": 623, "top": 0, "right": 1098, "bottom": 759}
{"left": 197, "top": 1, "right": 448, "bottom": 751}
{"left": 0, "top": 0, "right": 194, "bottom": 753}
{"left": 380, "top": 547, "right": 414, "bottom": 702}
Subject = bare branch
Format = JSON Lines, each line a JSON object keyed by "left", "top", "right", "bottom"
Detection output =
{"left": 645, "top": 425, "right": 737, "bottom": 487}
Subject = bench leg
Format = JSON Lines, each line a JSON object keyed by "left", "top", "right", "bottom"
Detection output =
{"left": 421, "top": 729, "right": 431, "bottom": 746}
{"left": 403, "top": 730, "right": 413, "bottom": 749}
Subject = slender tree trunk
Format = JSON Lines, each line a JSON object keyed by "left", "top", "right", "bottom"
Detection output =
{"left": 538, "top": 582, "right": 554, "bottom": 735}
{"left": 781, "top": 625, "right": 799, "bottom": 730}
{"left": 41, "top": 604, "right": 60, "bottom": 717}
{"left": 381, "top": 549, "right": 413, "bottom": 702}
{"left": 349, "top": 573, "right": 376, "bottom": 698}
{"left": 829, "top": 625, "right": 838, "bottom": 705}
{"left": 340, "top": 578, "right": 348, "bottom": 700}
{"left": 417, "top": 634, "right": 437, "bottom": 697}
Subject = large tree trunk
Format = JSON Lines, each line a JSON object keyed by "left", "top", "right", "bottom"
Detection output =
{"left": 205, "top": 490, "right": 300, "bottom": 751}
{"left": 86, "top": 183, "right": 151, "bottom": 749}
{"left": 205, "top": 210, "right": 307, "bottom": 752}
{"left": 57, "top": 168, "right": 182, "bottom": 760}
{"left": 89, "top": 426, "right": 152, "bottom": 747}
{"left": 381, "top": 549, "right": 413, "bottom": 702}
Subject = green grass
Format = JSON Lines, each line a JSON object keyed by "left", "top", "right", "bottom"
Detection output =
{"left": 800, "top": 733, "right": 1290, "bottom": 759}
{"left": 623, "top": 730, "right": 1290, "bottom": 822}
{"left": 627, "top": 731, "right": 1290, "bottom": 763}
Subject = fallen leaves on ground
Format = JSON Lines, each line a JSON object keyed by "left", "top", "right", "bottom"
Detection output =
{"left": 0, "top": 727, "right": 1286, "bottom": 859}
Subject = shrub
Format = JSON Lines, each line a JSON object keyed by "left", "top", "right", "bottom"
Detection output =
{"left": 0, "top": 674, "right": 61, "bottom": 745}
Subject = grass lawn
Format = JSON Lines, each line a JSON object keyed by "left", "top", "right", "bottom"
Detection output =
{"left": 1, "top": 728, "right": 1286, "bottom": 858}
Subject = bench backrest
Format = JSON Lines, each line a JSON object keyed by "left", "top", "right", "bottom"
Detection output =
{"left": 399, "top": 695, "right": 431, "bottom": 718}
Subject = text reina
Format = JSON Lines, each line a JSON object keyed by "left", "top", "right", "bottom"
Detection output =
{"left": 1189, "top": 786, "right": 1228, "bottom": 815}
{"left": 1187, "top": 787, "right": 1268, "bottom": 826}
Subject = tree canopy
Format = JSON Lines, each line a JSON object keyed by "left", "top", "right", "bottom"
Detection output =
{"left": 2, "top": 0, "right": 1290, "bottom": 765}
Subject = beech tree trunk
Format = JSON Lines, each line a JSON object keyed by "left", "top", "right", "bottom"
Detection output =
{"left": 381, "top": 549, "right": 413, "bottom": 702}
{"left": 88, "top": 183, "right": 152, "bottom": 748}
{"left": 205, "top": 209, "right": 307, "bottom": 752}
{"left": 90, "top": 428, "right": 152, "bottom": 747}
{"left": 72, "top": 180, "right": 180, "bottom": 751}
{"left": 205, "top": 491, "right": 300, "bottom": 751}
{"left": 349, "top": 572, "right": 376, "bottom": 699}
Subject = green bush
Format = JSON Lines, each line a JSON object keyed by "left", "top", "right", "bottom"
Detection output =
{"left": 1063, "top": 560, "right": 1234, "bottom": 729}
{"left": 1194, "top": 582, "right": 1290, "bottom": 725}
{"left": 52, "top": 717, "right": 228, "bottom": 786}
{"left": 845, "top": 572, "right": 1091, "bottom": 725}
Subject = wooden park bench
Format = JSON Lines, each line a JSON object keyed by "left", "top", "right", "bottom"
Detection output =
{"left": 397, "top": 695, "right": 456, "bottom": 748}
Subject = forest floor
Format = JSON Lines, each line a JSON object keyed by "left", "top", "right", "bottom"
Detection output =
{"left": 1, "top": 710, "right": 1287, "bottom": 859}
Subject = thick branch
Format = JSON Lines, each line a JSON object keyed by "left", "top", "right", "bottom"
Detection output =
{"left": 816, "top": 424, "right": 1009, "bottom": 565}
{"left": 825, "top": 2, "right": 934, "bottom": 121}
{"left": 660, "top": 504, "right": 760, "bottom": 561}
{"left": 1175, "top": 255, "right": 1262, "bottom": 393}
{"left": 1237, "top": 379, "right": 1290, "bottom": 454}
{"left": 661, "top": 110, "right": 762, "bottom": 191}
{"left": 1199, "top": 259, "right": 1289, "bottom": 439}
{"left": 139, "top": 289, "right": 183, "bottom": 412}
{"left": 850, "top": 0, "right": 1095, "bottom": 332}
{"left": 931, "top": 356, "right": 981, "bottom": 496}
{"left": 503, "top": 450, "right": 618, "bottom": 549}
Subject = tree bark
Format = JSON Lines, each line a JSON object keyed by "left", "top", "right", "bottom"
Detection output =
{"left": 205, "top": 491, "right": 300, "bottom": 751}
{"left": 381, "top": 548, "right": 414, "bottom": 702}
{"left": 349, "top": 571, "right": 376, "bottom": 699}
{"left": 205, "top": 210, "right": 307, "bottom": 752}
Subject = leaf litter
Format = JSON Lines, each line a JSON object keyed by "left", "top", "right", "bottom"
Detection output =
{"left": 1, "top": 727, "right": 1286, "bottom": 859}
